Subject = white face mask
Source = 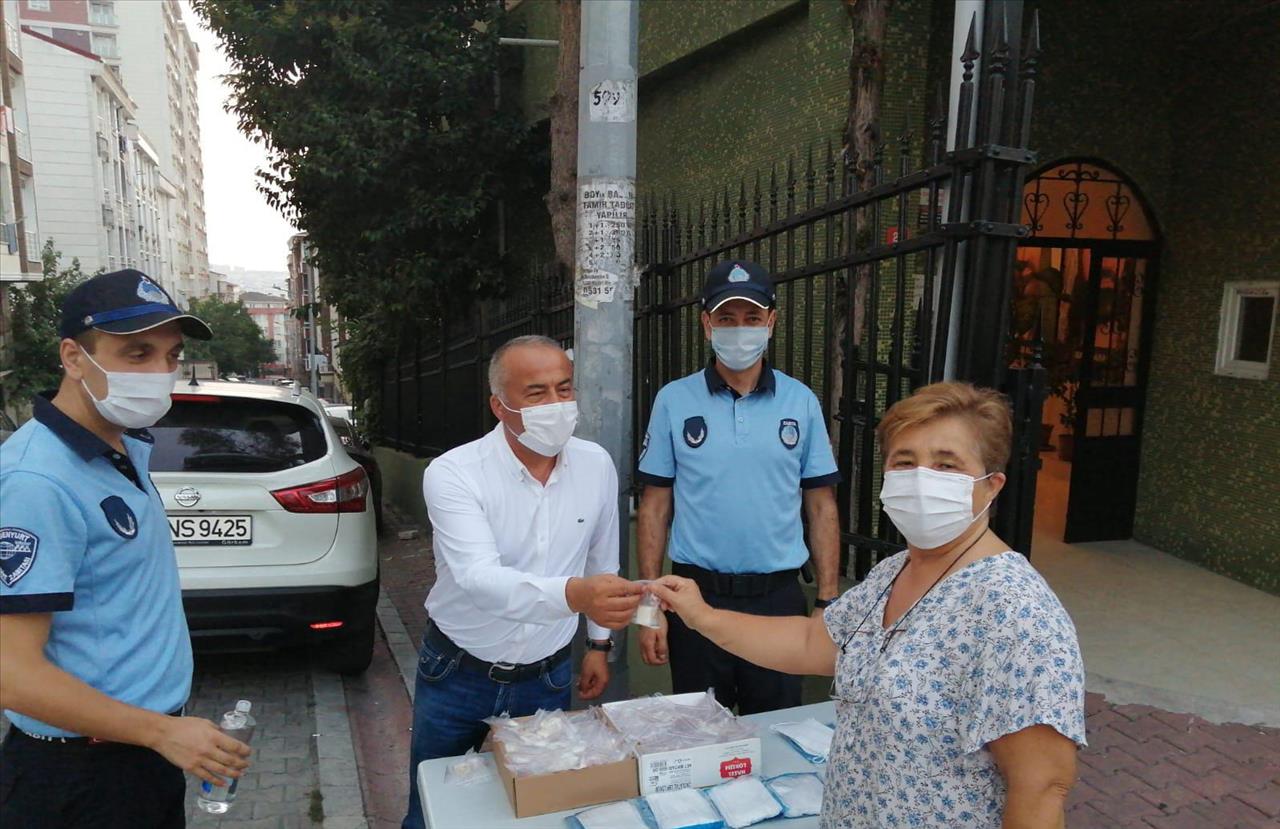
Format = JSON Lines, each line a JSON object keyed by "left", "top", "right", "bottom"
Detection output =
{"left": 500, "top": 399, "right": 578, "bottom": 457}
{"left": 80, "top": 349, "right": 178, "bottom": 429}
{"left": 711, "top": 325, "right": 770, "bottom": 371}
{"left": 879, "top": 466, "right": 996, "bottom": 549}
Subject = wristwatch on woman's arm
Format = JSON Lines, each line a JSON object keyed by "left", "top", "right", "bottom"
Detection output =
{"left": 813, "top": 598, "right": 833, "bottom": 609}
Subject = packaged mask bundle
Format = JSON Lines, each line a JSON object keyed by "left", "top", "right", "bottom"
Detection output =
{"left": 605, "top": 691, "right": 756, "bottom": 754}
{"left": 484, "top": 709, "right": 632, "bottom": 777}
{"left": 770, "top": 719, "right": 834, "bottom": 763}
{"left": 765, "top": 773, "right": 824, "bottom": 818}
{"left": 568, "top": 799, "right": 651, "bottom": 829}
{"left": 644, "top": 788, "right": 725, "bottom": 829}
{"left": 442, "top": 748, "right": 497, "bottom": 787}
{"left": 705, "top": 777, "right": 783, "bottom": 828}
{"left": 633, "top": 582, "right": 663, "bottom": 629}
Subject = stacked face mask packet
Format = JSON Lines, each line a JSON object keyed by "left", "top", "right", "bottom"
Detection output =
{"left": 643, "top": 788, "right": 725, "bottom": 829}
{"left": 567, "top": 799, "right": 651, "bottom": 829}
{"left": 769, "top": 719, "right": 834, "bottom": 764}
{"left": 704, "top": 777, "right": 784, "bottom": 828}
{"left": 764, "top": 772, "right": 825, "bottom": 818}
{"left": 483, "top": 708, "right": 632, "bottom": 777}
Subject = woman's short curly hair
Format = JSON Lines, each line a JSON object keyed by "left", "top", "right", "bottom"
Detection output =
{"left": 876, "top": 382, "right": 1013, "bottom": 473}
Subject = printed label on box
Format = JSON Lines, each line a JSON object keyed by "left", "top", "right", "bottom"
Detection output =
{"left": 719, "top": 757, "right": 752, "bottom": 779}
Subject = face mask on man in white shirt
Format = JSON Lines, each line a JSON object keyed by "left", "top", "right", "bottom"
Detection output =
{"left": 499, "top": 398, "right": 579, "bottom": 457}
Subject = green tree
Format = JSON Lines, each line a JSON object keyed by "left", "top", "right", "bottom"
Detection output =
{"left": 193, "top": 0, "right": 534, "bottom": 429}
{"left": 4, "top": 241, "right": 92, "bottom": 403}
{"left": 183, "top": 296, "right": 277, "bottom": 377}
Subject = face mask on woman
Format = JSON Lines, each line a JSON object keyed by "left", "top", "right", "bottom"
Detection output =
{"left": 879, "top": 466, "right": 996, "bottom": 549}
{"left": 501, "top": 399, "right": 579, "bottom": 457}
{"left": 711, "top": 325, "right": 770, "bottom": 371}
{"left": 80, "top": 349, "right": 178, "bottom": 429}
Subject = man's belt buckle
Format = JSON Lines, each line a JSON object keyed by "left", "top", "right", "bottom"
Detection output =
{"left": 488, "top": 661, "right": 519, "bottom": 683}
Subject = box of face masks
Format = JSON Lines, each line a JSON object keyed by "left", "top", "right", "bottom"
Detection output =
{"left": 489, "top": 716, "right": 640, "bottom": 818}
{"left": 602, "top": 693, "right": 764, "bottom": 795}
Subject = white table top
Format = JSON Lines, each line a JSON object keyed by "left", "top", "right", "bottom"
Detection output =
{"left": 418, "top": 700, "right": 836, "bottom": 829}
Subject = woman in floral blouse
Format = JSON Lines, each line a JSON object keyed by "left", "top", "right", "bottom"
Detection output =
{"left": 650, "top": 382, "right": 1086, "bottom": 828}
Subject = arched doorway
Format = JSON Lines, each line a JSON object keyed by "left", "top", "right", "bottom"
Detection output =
{"left": 1012, "top": 159, "right": 1160, "bottom": 543}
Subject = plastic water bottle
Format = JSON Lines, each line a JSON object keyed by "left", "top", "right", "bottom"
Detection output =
{"left": 196, "top": 700, "right": 256, "bottom": 814}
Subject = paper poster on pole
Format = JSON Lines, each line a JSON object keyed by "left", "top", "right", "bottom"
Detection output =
{"left": 576, "top": 177, "right": 635, "bottom": 309}
{"left": 588, "top": 79, "right": 637, "bottom": 122}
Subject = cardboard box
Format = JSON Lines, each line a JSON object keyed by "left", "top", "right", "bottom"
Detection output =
{"left": 603, "top": 693, "right": 764, "bottom": 795}
{"left": 491, "top": 722, "right": 639, "bottom": 818}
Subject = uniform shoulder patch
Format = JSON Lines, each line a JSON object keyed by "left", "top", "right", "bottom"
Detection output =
{"left": 0, "top": 527, "right": 39, "bottom": 586}
{"left": 779, "top": 418, "right": 800, "bottom": 449}
{"left": 683, "top": 416, "right": 708, "bottom": 448}
{"left": 100, "top": 496, "right": 138, "bottom": 540}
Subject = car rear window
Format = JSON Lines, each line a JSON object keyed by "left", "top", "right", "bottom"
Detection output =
{"left": 149, "top": 396, "right": 328, "bottom": 473}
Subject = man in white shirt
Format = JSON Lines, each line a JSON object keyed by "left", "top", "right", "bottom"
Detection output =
{"left": 401, "top": 335, "right": 643, "bottom": 829}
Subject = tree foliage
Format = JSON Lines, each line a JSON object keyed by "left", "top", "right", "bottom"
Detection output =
{"left": 4, "top": 241, "right": 92, "bottom": 403}
{"left": 193, "top": 0, "right": 533, "bottom": 425}
{"left": 183, "top": 296, "right": 277, "bottom": 376}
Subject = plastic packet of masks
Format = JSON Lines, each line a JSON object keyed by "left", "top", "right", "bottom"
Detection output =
{"left": 764, "top": 772, "right": 824, "bottom": 818}
{"left": 442, "top": 748, "right": 498, "bottom": 787}
{"left": 483, "top": 708, "right": 631, "bottom": 777}
{"left": 606, "top": 691, "right": 755, "bottom": 754}
{"left": 769, "top": 718, "right": 834, "bottom": 763}
{"left": 567, "top": 799, "right": 651, "bottom": 829}
{"left": 643, "top": 788, "right": 725, "bottom": 829}
{"left": 704, "top": 776, "right": 783, "bottom": 828}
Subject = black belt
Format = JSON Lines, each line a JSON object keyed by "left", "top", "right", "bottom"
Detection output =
{"left": 8, "top": 706, "right": 185, "bottom": 749}
{"left": 672, "top": 563, "right": 799, "bottom": 598}
{"left": 425, "top": 619, "right": 571, "bottom": 684}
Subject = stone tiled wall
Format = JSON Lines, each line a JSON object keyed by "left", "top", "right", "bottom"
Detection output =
{"left": 1030, "top": 0, "right": 1280, "bottom": 594}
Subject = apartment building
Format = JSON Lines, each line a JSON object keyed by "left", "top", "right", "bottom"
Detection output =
{"left": 287, "top": 233, "right": 344, "bottom": 399}
{"left": 2, "top": 0, "right": 39, "bottom": 278}
{"left": 240, "top": 290, "right": 291, "bottom": 372}
{"left": 21, "top": 26, "right": 180, "bottom": 300}
{"left": 19, "top": 0, "right": 208, "bottom": 298}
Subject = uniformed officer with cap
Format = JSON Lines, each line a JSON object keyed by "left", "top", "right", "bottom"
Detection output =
{"left": 636, "top": 259, "right": 842, "bottom": 713}
{"left": 0, "top": 269, "right": 251, "bottom": 827}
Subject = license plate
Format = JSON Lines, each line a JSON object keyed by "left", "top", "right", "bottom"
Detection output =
{"left": 168, "top": 515, "right": 252, "bottom": 546}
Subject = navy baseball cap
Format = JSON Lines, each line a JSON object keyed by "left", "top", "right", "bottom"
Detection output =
{"left": 701, "top": 259, "right": 776, "bottom": 312}
{"left": 59, "top": 269, "right": 212, "bottom": 341}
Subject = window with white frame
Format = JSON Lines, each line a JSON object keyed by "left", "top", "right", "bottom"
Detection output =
{"left": 26, "top": 0, "right": 52, "bottom": 12}
{"left": 1214, "top": 281, "right": 1277, "bottom": 380}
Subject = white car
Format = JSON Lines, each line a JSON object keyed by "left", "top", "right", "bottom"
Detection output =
{"left": 149, "top": 381, "right": 379, "bottom": 674}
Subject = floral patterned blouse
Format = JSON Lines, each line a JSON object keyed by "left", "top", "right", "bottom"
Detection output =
{"left": 820, "top": 550, "right": 1086, "bottom": 828}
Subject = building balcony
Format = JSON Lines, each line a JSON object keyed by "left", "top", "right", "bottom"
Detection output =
{"left": 90, "top": 5, "right": 118, "bottom": 27}
{"left": 14, "top": 128, "right": 31, "bottom": 163}
{"left": 5, "top": 21, "right": 20, "bottom": 58}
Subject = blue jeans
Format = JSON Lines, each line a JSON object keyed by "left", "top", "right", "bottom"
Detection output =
{"left": 401, "top": 635, "right": 572, "bottom": 829}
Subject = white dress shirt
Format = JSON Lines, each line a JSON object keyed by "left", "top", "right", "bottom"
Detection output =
{"left": 422, "top": 424, "right": 620, "bottom": 664}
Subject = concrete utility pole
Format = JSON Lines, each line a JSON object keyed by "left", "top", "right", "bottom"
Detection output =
{"left": 573, "top": 0, "right": 639, "bottom": 701}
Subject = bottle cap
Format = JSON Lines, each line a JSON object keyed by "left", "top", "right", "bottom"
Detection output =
{"left": 235, "top": 700, "right": 251, "bottom": 713}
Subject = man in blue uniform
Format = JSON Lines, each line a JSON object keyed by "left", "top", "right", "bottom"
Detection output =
{"left": 636, "top": 259, "right": 842, "bottom": 713}
{"left": 0, "top": 270, "right": 251, "bottom": 828}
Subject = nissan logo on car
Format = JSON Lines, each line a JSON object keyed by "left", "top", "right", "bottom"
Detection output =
{"left": 174, "top": 486, "right": 202, "bottom": 508}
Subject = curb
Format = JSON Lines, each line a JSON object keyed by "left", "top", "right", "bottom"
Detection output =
{"left": 311, "top": 665, "right": 369, "bottom": 829}
{"left": 376, "top": 589, "right": 420, "bottom": 702}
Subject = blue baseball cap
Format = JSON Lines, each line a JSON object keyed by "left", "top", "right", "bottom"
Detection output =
{"left": 701, "top": 259, "right": 776, "bottom": 312}
{"left": 59, "top": 269, "right": 212, "bottom": 341}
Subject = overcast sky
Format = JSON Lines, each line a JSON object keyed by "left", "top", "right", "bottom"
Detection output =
{"left": 180, "top": 1, "right": 296, "bottom": 273}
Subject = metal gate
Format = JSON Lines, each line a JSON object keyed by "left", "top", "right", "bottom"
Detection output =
{"left": 380, "top": 9, "right": 1048, "bottom": 580}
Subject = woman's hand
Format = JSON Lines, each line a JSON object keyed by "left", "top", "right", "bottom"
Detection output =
{"left": 647, "top": 576, "right": 713, "bottom": 631}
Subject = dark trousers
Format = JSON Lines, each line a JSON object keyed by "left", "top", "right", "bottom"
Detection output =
{"left": 0, "top": 727, "right": 185, "bottom": 829}
{"left": 401, "top": 633, "right": 573, "bottom": 829}
{"left": 667, "top": 577, "right": 807, "bottom": 714}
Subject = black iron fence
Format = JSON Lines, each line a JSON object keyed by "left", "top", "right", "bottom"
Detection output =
{"left": 380, "top": 9, "right": 1046, "bottom": 577}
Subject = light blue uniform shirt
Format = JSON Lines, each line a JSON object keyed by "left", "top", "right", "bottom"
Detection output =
{"left": 0, "top": 394, "right": 192, "bottom": 737}
{"left": 637, "top": 363, "right": 841, "bottom": 574}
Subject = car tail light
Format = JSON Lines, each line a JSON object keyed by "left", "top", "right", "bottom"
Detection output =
{"left": 171, "top": 394, "right": 223, "bottom": 403}
{"left": 271, "top": 467, "right": 368, "bottom": 513}
{"left": 310, "top": 621, "right": 345, "bottom": 630}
